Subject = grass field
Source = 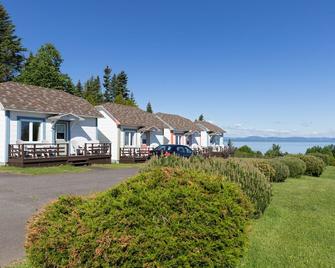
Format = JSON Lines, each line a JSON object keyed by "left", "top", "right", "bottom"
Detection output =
{"left": 241, "top": 166, "right": 335, "bottom": 268}
{"left": 93, "top": 163, "right": 143, "bottom": 169}
{"left": 0, "top": 165, "right": 91, "bottom": 175}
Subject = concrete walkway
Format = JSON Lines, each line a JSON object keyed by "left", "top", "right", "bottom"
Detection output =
{"left": 0, "top": 167, "right": 138, "bottom": 267}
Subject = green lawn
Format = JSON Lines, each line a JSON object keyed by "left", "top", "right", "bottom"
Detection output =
{"left": 241, "top": 166, "right": 335, "bottom": 268}
{"left": 93, "top": 163, "right": 143, "bottom": 169}
{"left": 0, "top": 165, "right": 91, "bottom": 175}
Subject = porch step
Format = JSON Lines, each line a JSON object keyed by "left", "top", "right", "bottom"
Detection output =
{"left": 67, "top": 156, "right": 90, "bottom": 166}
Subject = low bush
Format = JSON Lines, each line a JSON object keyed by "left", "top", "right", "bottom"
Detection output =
{"left": 279, "top": 157, "right": 306, "bottom": 178}
{"left": 307, "top": 152, "right": 335, "bottom": 166}
{"left": 241, "top": 159, "right": 276, "bottom": 181}
{"left": 26, "top": 168, "right": 253, "bottom": 267}
{"left": 234, "top": 145, "right": 263, "bottom": 158}
{"left": 297, "top": 155, "right": 325, "bottom": 177}
{"left": 145, "top": 156, "right": 272, "bottom": 217}
{"left": 267, "top": 159, "right": 290, "bottom": 182}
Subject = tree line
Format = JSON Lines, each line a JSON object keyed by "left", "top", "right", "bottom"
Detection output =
{"left": 0, "top": 4, "right": 144, "bottom": 107}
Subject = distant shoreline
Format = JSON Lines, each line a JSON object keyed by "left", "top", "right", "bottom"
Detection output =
{"left": 227, "top": 136, "right": 335, "bottom": 143}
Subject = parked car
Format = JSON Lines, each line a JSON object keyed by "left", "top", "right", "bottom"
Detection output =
{"left": 150, "top": 144, "right": 194, "bottom": 158}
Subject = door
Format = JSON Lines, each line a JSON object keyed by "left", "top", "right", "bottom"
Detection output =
{"left": 55, "top": 123, "right": 68, "bottom": 142}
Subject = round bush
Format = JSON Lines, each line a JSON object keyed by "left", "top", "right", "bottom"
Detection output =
{"left": 267, "top": 159, "right": 290, "bottom": 182}
{"left": 307, "top": 152, "right": 335, "bottom": 166}
{"left": 279, "top": 157, "right": 306, "bottom": 178}
{"left": 145, "top": 156, "right": 272, "bottom": 217}
{"left": 247, "top": 159, "right": 276, "bottom": 181}
{"left": 297, "top": 155, "right": 325, "bottom": 177}
{"left": 26, "top": 168, "right": 252, "bottom": 267}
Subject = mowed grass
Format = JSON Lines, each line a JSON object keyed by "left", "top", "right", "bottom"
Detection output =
{"left": 93, "top": 163, "right": 143, "bottom": 169}
{"left": 0, "top": 165, "right": 91, "bottom": 175}
{"left": 241, "top": 166, "right": 335, "bottom": 268}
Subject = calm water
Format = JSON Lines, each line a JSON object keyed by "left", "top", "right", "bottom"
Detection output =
{"left": 229, "top": 141, "right": 335, "bottom": 154}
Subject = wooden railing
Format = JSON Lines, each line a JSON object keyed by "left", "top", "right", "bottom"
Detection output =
{"left": 120, "top": 147, "right": 150, "bottom": 159}
{"left": 8, "top": 143, "right": 111, "bottom": 160}
{"left": 84, "top": 143, "right": 111, "bottom": 156}
{"left": 193, "top": 146, "right": 229, "bottom": 158}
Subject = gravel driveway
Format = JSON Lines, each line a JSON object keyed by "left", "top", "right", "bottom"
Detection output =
{"left": 0, "top": 167, "right": 138, "bottom": 267}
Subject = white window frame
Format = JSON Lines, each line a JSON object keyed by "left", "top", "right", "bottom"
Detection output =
{"left": 175, "top": 134, "right": 182, "bottom": 145}
{"left": 20, "top": 119, "right": 43, "bottom": 143}
{"left": 124, "top": 130, "right": 136, "bottom": 147}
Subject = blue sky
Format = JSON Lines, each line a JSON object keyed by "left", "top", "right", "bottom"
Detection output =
{"left": 3, "top": 0, "right": 335, "bottom": 137}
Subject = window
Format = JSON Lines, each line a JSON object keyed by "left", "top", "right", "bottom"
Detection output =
{"left": 185, "top": 147, "right": 193, "bottom": 154}
{"left": 125, "top": 130, "right": 136, "bottom": 146}
{"left": 21, "top": 121, "right": 30, "bottom": 141}
{"left": 176, "top": 146, "right": 185, "bottom": 154}
{"left": 210, "top": 136, "right": 220, "bottom": 145}
{"left": 175, "top": 135, "right": 182, "bottom": 145}
{"left": 56, "top": 124, "right": 66, "bottom": 140}
{"left": 20, "top": 120, "right": 42, "bottom": 142}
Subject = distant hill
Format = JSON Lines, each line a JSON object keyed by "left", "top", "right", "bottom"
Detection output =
{"left": 227, "top": 136, "right": 335, "bottom": 142}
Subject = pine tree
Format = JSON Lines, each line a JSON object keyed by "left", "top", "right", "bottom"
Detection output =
{"left": 15, "top": 43, "right": 74, "bottom": 92}
{"left": 146, "top": 101, "right": 153, "bottom": 113}
{"left": 83, "top": 76, "right": 103, "bottom": 105}
{"left": 103, "top": 65, "right": 114, "bottom": 102}
{"left": 73, "top": 80, "right": 83, "bottom": 97}
{"left": 198, "top": 114, "right": 204, "bottom": 121}
{"left": 115, "top": 71, "right": 129, "bottom": 99}
{"left": 0, "top": 4, "right": 26, "bottom": 81}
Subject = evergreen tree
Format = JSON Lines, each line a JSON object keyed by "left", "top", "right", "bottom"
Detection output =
{"left": 83, "top": 76, "right": 103, "bottom": 105}
{"left": 146, "top": 101, "right": 153, "bottom": 113}
{"left": 73, "top": 80, "right": 83, "bottom": 97}
{"left": 15, "top": 43, "right": 74, "bottom": 93}
{"left": 115, "top": 71, "right": 129, "bottom": 99}
{"left": 0, "top": 4, "right": 26, "bottom": 81}
{"left": 198, "top": 114, "right": 204, "bottom": 121}
{"left": 103, "top": 65, "right": 114, "bottom": 102}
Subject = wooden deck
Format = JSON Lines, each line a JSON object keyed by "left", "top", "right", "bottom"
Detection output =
{"left": 8, "top": 143, "right": 111, "bottom": 167}
{"left": 119, "top": 147, "right": 150, "bottom": 163}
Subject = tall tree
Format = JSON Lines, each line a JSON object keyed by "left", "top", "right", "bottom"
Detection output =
{"left": 146, "top": 101, "right": 153, "bottom": 113}
{"left": 73, "top": 80, "right": 83, "bottom": 97}
{"left": 198, "top": 114, "right": 204, "bottom": 121}
{"left": 103, "top": 65, "right": 114, "bottom": 102}
{"left": 83, "top": 76, "right": 103, "bottom": 105}
{"left": 115, "top": 71, "right": 129, "bottom": 99}
{"left": 15, "top": 43, "right": 74, "bottom": 93}
{"left": 0, "top": 4, "right": 26, "bottom": 81}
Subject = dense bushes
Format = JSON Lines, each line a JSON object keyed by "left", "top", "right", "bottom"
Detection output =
{"left": 145, "top": 156, "right": 272, "bottom": 216}
{"left": 234, "top": 145, "right": 263, "bottom": 158}
{"left": 26, "top": 168, "right": 252, "bottom": 267}
{"left": 267, "top": 159, "right": 290, "bottom": 182}
{"left": 307, "top": 152, "right": 335, "bottom": 166}
{"left": 296, "top": 155, "right": 325, "bottom": 177}
{"left": 279, "top": 157, "right": 306, "bottom": 178}
{"left": 241, "top": 159, "right": 276, "bottom": 181}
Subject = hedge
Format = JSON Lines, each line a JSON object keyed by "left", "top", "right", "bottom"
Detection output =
{"left": 307, "top": 152, "right": 335, "bottom": 166}
{"left": 267, "top": 159, "right": 290, "bottom": 182}
{"left": 144, "top": 156, "right": 272, "bottom": 217}
{"left": 26, "top": 168, "right": 252, "bottom": 267}
{"left": 297, "top": 155, "right": 325, "bottom": 177}
{"left": 279, "top": 157, "right": 306, "bottom": 178}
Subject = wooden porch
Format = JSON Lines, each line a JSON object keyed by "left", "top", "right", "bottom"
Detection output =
{"left": 8, "top": 143, "right": 111, "bottom": 167}
{"left": 119, "top": 147, "right": 150, "bottom": 163}
{"left": 193, "top": 146, "right": 229, "bottom": 158}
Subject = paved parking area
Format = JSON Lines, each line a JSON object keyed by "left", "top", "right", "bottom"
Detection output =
{"left": 0, "top": 167, "right": 138, "bottom": 266}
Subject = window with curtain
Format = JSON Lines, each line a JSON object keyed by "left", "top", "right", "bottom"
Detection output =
{"left": 125, "top": 130, "right": 136, "bottom": 146}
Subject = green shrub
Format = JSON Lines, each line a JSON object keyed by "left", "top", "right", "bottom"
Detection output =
{"left": 234, "top": 145, "right": 263, "bottom": 158}
{"left": 145, "top": 156, "right": 271, "bottom": 216}
{"left": 241, "top": 159, "right": 276, "bottom": 181}
{"left": 297, "top": 155, "right": 325, "bottom": 177}
{"left": 265, "top": 144, "right": 285, "bottom": 158}
{"left": 307, "top": 152, "right": 335, "bottom": 166}
{"left": 279, "top": 157, "right": 306, "bottom": 178}
{"left": 26, "top": 168, "right": 253, "bottom": 268}
{"left": 267, "top": 159, "right": 290, "bottom": 182}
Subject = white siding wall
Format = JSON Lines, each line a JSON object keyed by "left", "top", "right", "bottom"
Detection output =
{"left": 97, "top": 109, "right": 120, "bottom": 162}
{"left": 70, "top": 118, "right": 97, "bottom": 142}
{"left": 200, "top": 131, "right": 209, "bottom": 147}
{"left": 0, "top": 110, "right": 7, "bottom": 165}
{"left": 163, "top": 128, "right": 171, "bottom": 144}
{"left": 149, "top": 131, "right": 163, "bottom": 148}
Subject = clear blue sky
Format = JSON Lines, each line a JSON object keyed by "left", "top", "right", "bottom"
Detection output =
{"left": 3, "top": 0, "right": 335, "bottom": 137}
